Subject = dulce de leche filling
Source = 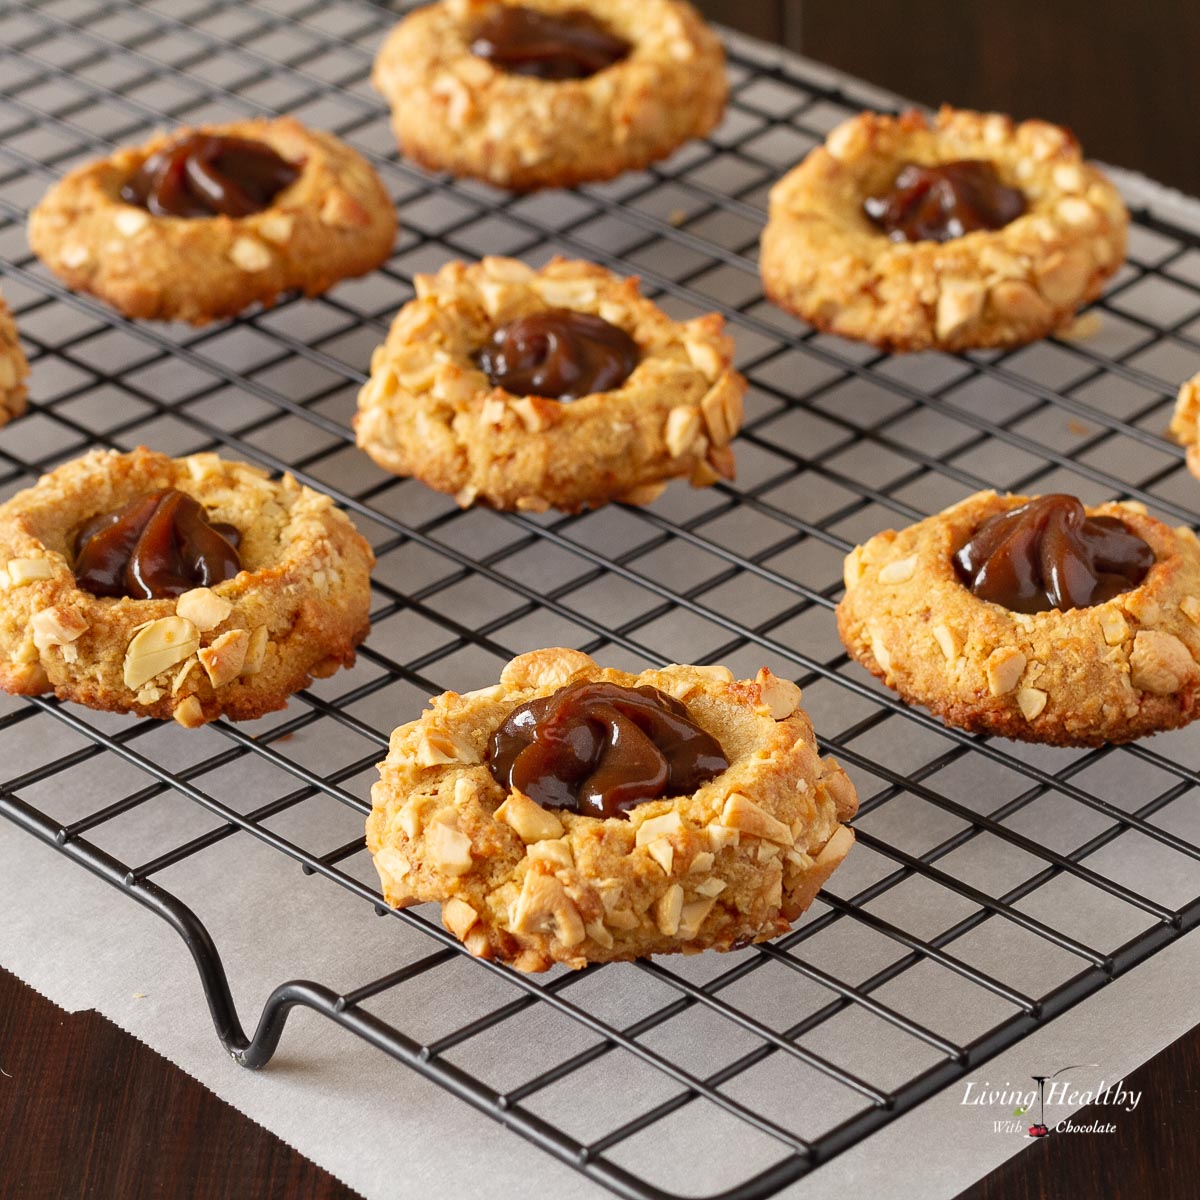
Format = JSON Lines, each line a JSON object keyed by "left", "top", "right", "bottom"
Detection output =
{"left": 470, "top": 5, "right": 631, "bottom": 80}
{"left": 952, "top": 494, "right": 1154, "bottom": 614}
{"left": 486, "top": 680, "right": 729, "bottom": 819}
{"left": 73, "top": 488, "right": 242, "bottom": 600}
{"left": 119, "top": 134, "right": 302, "bottom": 219}
{"left": 476, "top": 308, "right": 640, "bottom": 400}
{"left": 863, "top": 159, "right": 1027, "bottom": 243}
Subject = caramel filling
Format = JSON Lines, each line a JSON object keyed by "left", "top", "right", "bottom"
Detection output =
{"left": 74, "top": 488, "right": 242, "bottom": 599}
{"left": 476, "top": 308, "right": 639, "bottom": 400}
{"left": 864, "top": 159, "right": 1026, "bottom": 243}
{"left": 470, "top": 6, "right": 630, "bottom": 80}
{"left": 953, "top": 494, "right": 1154, "bottom": 613}
{"left": 119, "top": 134, "right": 301, "bottom": 219}
{"left": 487, "top": 680, "right": 729, "bottom": 819}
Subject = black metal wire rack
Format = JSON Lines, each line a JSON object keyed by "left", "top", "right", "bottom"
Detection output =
{"left": 3, "top": 1, "right": 1200, "bottom": 1197}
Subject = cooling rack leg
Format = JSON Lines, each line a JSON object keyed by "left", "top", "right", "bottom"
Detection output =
{"left": 0, "top": 789, "right": 417, "bottom": 1074}
{"left": 0, "top": 783, "right": 817, "bottom": 1200}
{"left": 0, "top": 788, "right": 274, "bottom": 1064}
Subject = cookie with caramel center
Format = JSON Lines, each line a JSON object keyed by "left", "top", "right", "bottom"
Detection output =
{"left": 0, "top": 447, "right": 374, "bottom": 727}
{"left": 367, "top": 649, "right": 858, "bottom": 971}
{"left": 837, "top": 490, "right": 1200, "bottom": 745}
{"left": 355, "top": 257, "right": 747, "bottom": 513}
{"left": 371, "top": 0, "right": 727, "bottom": 190}
{"left": 29, "top": 117, "right": 395, "bottom": 325}
{"left": 761, "top": 106, "right": 1128, "bottom": 352}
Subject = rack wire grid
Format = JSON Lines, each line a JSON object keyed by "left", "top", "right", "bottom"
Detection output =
{"left": 3, "top": 2, "right": 1200, "bottom": 1198}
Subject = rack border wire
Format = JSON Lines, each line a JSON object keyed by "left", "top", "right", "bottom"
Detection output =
{"left": 1, "top": 1, "right": 1200, "bottom": 1198}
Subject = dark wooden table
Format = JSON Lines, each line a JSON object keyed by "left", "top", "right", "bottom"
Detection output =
{"left": 700, "top": 0, "right": 1200, "bottom": 197}
{"left": 5, "top": 6, "right": 1199, "bottom": 1199}
{"left": 2, "top": 959, "right": 1197, "bottom": 1199}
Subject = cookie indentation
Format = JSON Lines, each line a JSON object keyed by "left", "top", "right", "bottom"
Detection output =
{"left": 74, "top": 488, "right": 241, "bottom": 600}
{"left": 487, "top": 680, "right": 728, "bottom": 818}
{"left": 864, "top": 159, "right": 1025, "bottom": 243}
{"left": 120, "top": 134, "right": 301, "bottom": 218}
{"left": 953, "top": 493, "right": 1153, "bottom": 613}
{"left": 470, "top": 5, "right": 630, "bottom": 80}
{"left": 477, "top": 308, "right": 639, "bottom": 400}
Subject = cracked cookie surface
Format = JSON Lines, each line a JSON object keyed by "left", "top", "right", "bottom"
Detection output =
{"left": 372, "top": 0, "right": 727, "bottom": 191}
{"left": 367, "top": 648, "right": 858, "bottom": 972}
{"left": 761, "top": 106, "right": 1128, "bottom": 352}
{"left": 354, "top": 256, "right": 746, "bottom": 512}
{"left": 28, "top": 117, "right": 395, "bottom": 325}
{"left": 0, "top": 447, "right": 374, "bottom": 726}
{"left": 836, "top": 490, "right": 1200, "bottom": 745}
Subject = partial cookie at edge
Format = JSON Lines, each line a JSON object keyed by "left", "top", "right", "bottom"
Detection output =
{"left": 1170, "top": 369, "right": 1200, "bottom": 480}
{"left": 0, "top": 288, "right": 29, "bottom": 428}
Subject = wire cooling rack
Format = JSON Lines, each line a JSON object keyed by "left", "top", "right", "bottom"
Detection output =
{"left": 3, "top": 1, "right": 1200, "bottom": 1198}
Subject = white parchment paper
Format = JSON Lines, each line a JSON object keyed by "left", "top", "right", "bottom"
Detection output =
{"left": 3, "top": 810, "right": 1199, "bottom": 1200}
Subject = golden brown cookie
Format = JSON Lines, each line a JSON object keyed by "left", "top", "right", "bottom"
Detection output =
{"left": 354, "top": 256, "right": 746, "bottom": 512}
{"left": 367, "top": 648, "right": 858, "bottom": 972}
{"left": 1170, "top": 369, "right": 1200, "bottom": 478}
{"left": 0, "top": 287, "right": 29, "bottom": 428}
{"left": 836, "top": 490, "right": 1200, "bottom": 745}
{"left": 0, "top": 446, "right": 374, "bottom": 727}
{"left": 27, "top": 118, "right": 396, "bottom": 325}
{"left": 371, "top": 0, "right": 727, "bottom": 191}
{"left": 761, "top": 106, "right": 1128, "bottom": 352}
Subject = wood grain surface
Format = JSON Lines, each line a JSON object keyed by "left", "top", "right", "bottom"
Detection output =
{"left": 700, "top": 0, "right": 1200, "bottom": 196}
{"left": 0, "top": 967, "right": 352, "bottom": 1200}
